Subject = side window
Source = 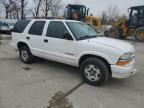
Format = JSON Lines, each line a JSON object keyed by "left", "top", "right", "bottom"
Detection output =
{"left": 46, "top": 21, "right": 69, "bottom": 39}
{"left": 28, "top": 21, "right": 45, "bottom": 35}
{"left": 12, "top": 20, "right": 31, "bottom": 33}
{"left": 132, "top": 10, "right": 138, "bottom": 16}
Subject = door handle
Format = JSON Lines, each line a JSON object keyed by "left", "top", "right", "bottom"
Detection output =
{"left": 44, "top": 39, "right": 48, "bottom": 43}
{"left": 26, "top": 37, "right": 30, "bottom": 40}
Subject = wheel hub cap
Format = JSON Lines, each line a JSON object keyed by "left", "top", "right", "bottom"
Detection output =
{"left": 21, "top": 50, "right": 28, "bottom": 61}
{"left": 138, "top": 32, "right": 144, "bottom": 40}
{"left": 84, "top": 65, "right": 101, "bottom": 81}
{"left": 111, "top": 31, "right": 116, "bottom": 38}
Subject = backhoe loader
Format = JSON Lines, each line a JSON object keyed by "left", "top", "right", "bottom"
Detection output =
{"left": 64, "top": 4, "right": 102, "bottom": 32}
{"left": 106, "top": 5, "right": 144, "bottom": 41}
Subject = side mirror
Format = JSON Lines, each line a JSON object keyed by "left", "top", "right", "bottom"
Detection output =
{"left": 63, "top": 31, "right": 73, "bottom": 40}
{"left": 127, "top": 8, "right": 130, "bottom": 13}
{"left": 87, "top": 8, "right": 89, "bottom": 15}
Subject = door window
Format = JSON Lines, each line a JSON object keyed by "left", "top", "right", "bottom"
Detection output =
{"left": 28, "top": 21, "right": 46, "bottom": 35}
{"left": 46, "top": 21, "right": 69, "bottom": 39}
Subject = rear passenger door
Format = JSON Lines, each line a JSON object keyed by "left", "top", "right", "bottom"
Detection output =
{"left": 44, "top": 21, "right": 76, "bottom": 65}
{"left": 27, "top": 21, "right": 46, "bottom": 57}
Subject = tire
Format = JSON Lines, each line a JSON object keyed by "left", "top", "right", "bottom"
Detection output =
{"left": 134, "top": 27, "right": 144, "bottom": 42}
{"left": 104, "top": 31, "right": 108, "bottom": 37}
{"left": 108, "top": 27, "right": 125, "bottom": 39}
{"left": 80, "top": 58, "right": 110, "bottom": 86}
{"left": 19, "top": 45, "right": 34, "bottom": 64}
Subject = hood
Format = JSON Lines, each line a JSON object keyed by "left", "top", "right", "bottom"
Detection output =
{"left": 88, "top": 37, "right": 134, "bottom": 53}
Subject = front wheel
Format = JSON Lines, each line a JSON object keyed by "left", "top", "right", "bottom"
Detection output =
{"left": 108, "top": 27, "right": 125, "bottom": 39}
{"left": 80, "top": 58, "right": 110, "bottom": 86}
{"left": 134, "top": 27, "right": 144, "bottom": 42}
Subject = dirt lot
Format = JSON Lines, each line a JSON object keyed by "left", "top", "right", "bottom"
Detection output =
{"left": 0, "top": 36, "right": 144, "bottom": 108}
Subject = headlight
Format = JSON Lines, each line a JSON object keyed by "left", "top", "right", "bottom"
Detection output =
{"left": 116, "top": 53, "right": 132, "bottom": 66}
{"left": 119, "top": 53, "right": 131, "bottom": 61}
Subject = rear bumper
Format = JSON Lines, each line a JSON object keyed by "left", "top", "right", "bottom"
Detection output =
{"left": 111, "top": 61, "right": 137, "bottom": 78}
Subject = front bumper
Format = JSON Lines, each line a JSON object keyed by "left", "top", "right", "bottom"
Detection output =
{"left": 111, "top": 61, "right": 137, "bottom": 78}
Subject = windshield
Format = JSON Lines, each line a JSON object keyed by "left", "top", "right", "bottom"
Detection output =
{"left": 71, "top": 6, "right": 86, "bottom": 17}
{"left": 131, "top": 8, "right": 144, "bottom": 17}
{"left": 66, "top": 22, "right": 98, "bottom": 40}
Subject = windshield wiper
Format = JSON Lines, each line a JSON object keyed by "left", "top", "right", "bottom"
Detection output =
{"left": 78, "top": 35, "right": 97, "bottom": 40}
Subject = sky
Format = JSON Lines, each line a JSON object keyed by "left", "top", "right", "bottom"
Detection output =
{"left": 63, "top": 0, "right": 144, "bottom": 16}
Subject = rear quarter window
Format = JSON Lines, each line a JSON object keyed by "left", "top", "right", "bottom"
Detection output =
{"left": 12, "top": 20, "right": 31, "bottom": 33}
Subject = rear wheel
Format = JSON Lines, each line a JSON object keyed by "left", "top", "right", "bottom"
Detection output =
{"left": 80, "top": 58, "right": 110, "bottom": 86}
{"left": 134, "top": 27, "right": 144, "bottom": 42}
{"left": 108, "top": 27, "right": 125, "bottom": 39}
{"left": 19, "top": 45, "right": 34, "bottom": 64}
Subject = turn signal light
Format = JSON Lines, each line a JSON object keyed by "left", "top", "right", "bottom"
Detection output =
{"left": 116, "top": 61, "right": 129, "bottom": 66}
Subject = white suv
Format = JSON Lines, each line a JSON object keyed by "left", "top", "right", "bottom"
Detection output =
{"left": 11, "top": 19, "right": 137, "bottom": 86}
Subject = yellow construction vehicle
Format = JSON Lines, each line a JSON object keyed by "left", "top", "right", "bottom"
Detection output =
{"left": 106, "top": 5, "right": 144, "bottom": 41}
{"left": 64, "top": 4, "right": 101, "bottom": 31}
